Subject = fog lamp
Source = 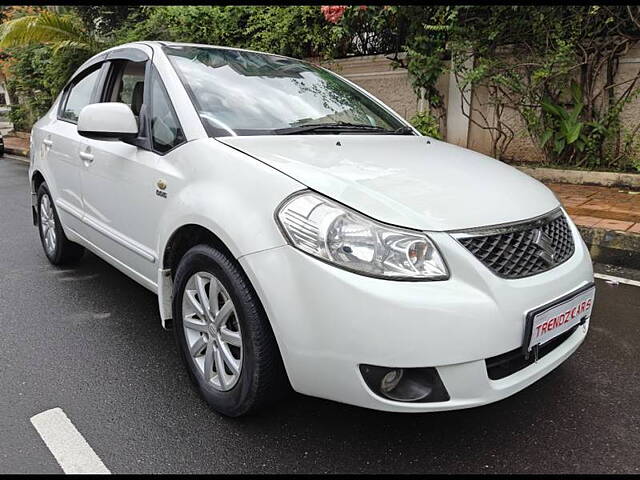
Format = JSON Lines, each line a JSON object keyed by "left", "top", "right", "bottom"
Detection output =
{"left": 359, "top": 364, "right": 450, "bottom": 403}
{"left": 380, "top": 369, "right": 404, "bottom": 394}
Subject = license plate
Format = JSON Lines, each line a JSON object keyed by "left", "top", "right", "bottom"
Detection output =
{"left": 523, "top": 283, "right": 596, "bottom": 353}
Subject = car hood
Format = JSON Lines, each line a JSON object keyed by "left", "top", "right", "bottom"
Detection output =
{"left": 218, "top": 135, "right": 559, "bottom": 231}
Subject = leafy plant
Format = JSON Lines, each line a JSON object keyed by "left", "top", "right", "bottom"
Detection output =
{"left": 539, "top": 82, "right": 585, "bottom": 162}
{"left": 71, "top": 6, "right": 146, "bottom": 40}
{"left": 2, "top": 4, "right": 640, "bottom": 172}
{"left": 3, "top": 42, "right": 91, "bottom": 131}
{"left": 116, "top": 6, "right": 338, "bottom": 60}
{"left": 403, "top": 5, "right": 640, "bottom": 171}
{"left": 410, "top": 111, "right": 442, "bottom": 139}
{"left": 0, "top": 9, "right": 103, "bottom": 53}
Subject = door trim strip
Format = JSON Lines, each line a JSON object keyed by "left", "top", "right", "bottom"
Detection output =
{"left": 55, "top": 198, "right": 83, "bottom": 221}
{"left": 56, "top": 198, "right": 157, "bottom": 263}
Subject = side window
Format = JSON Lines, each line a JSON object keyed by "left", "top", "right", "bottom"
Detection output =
{"left": 60, "top": 68, "right": 101, "bottom": 123}
{"left": 149, "top": 67, "right": 186, "bottom": 153}
{"left": 106, "top": 60, "right": 146, "bottom": 118}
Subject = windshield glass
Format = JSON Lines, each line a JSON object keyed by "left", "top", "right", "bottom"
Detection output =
{"left": 163, "top": 45, "right": 407, "bottom": 136}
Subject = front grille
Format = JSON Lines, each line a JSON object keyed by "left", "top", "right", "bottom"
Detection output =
{"left": 485, "top": 325, "right": 578, "bottom": 380}
{"left": 454, "top": 209, "right": 575, "bottom": 279}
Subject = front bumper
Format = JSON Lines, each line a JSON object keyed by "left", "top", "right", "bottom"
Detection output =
{"left": 239, "top": 217, "right": 594, "bottom": 412}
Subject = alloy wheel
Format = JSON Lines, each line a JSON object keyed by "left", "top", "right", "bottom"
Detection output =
{"left": 40, "top": 193, "right": 57, "bottom": 255}
{"left": 181, "top": 272, "right": 243, "bottom": 391}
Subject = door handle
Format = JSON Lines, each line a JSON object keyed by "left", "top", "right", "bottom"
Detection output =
{"left": 43, "top": 139, "right": 53, "bottom": 147}
{"left": 79, "top": 151, "right": 94, "bottom": 164}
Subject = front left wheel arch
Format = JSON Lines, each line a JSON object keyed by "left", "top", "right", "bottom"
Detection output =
{"left": 158, "top": 223, "right": 293, "bottom": 397}
{"left": 162, "top": 224, "right": 237, "bottom": 280}
{"left": 158, "top": 222, "right": 276, "bottom": 329}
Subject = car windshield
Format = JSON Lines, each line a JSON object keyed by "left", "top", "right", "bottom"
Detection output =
{"left": 163, "top": 45, "right": 408, "bottom": 137}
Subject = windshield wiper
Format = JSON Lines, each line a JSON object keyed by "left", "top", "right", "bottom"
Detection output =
{"left": 275, "top": 122, "right": 396, "bottom": 135}
{"left": 393, "top": 126, "right": 416, "bottom": 135}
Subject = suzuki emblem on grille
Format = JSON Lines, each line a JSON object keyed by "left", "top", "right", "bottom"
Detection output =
{"left": 532, "top": 229, "right": 556, "bottom": 265}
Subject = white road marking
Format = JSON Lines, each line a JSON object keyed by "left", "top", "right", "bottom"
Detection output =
{"left": 594, "top": 273, "right": 640, "bottom": 288}
{"left": 30, "top": 407, "right": 110, "bottom": 474}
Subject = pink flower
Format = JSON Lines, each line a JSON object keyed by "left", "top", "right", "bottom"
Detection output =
{"left": 358, "top": 5, "right": 368, "bottom": 10}
{"left": 321, "top": 5, "right": 347, "bottom": 24}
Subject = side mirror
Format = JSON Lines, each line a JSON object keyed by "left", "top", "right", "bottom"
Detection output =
{"left": 77, "top": 102, "right": 139, "bottom": 140}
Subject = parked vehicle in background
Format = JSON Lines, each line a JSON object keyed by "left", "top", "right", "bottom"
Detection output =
{"left": 28, "top": 42, "right": 595, "bottom": 416}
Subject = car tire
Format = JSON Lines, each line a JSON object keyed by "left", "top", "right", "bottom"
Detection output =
{"left": 37, "top": 182, "right": 85, "bottom": 265}
{"left": 172, "top": 244, "right": 289, "bottom": 417}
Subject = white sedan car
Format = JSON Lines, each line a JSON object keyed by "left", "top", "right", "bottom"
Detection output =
{"left": 29, "top": 42, "right": 595, "bottom": 416}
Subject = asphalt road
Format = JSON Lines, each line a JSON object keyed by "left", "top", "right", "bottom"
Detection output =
{"left": 1, "top": 155, "right": 639, "bottom": 474}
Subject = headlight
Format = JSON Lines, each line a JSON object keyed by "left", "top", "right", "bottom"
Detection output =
{"left": 276, "top": 191, "right": 449, "bottom": 280}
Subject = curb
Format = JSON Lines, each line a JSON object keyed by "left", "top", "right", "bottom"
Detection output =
{"left": 578, "top": 226, "right": 640, "bottom": 270}
{"left": 517, "top": 166, "right": 640, "bottom": 189}
{"left": 5, "top": 146, "right": 29, "bottom": 158}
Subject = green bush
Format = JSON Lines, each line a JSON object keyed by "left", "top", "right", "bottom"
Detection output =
{"left": 116, "top": 6, "right": 338, "bottom": 59}
{"left": 7, "top": 103, "right": 29, "bottom": 131}
{"left": 5, "top": 44, "right": 91, "bottom": 132}
{"left": 410, "top": 111, "right": 442, "bottom": 139}
{"left": 244, "top": 7, "right": 342, "bottom": 59}
{"left": 5, "top": 45, "right": 53, "bottom": 131}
